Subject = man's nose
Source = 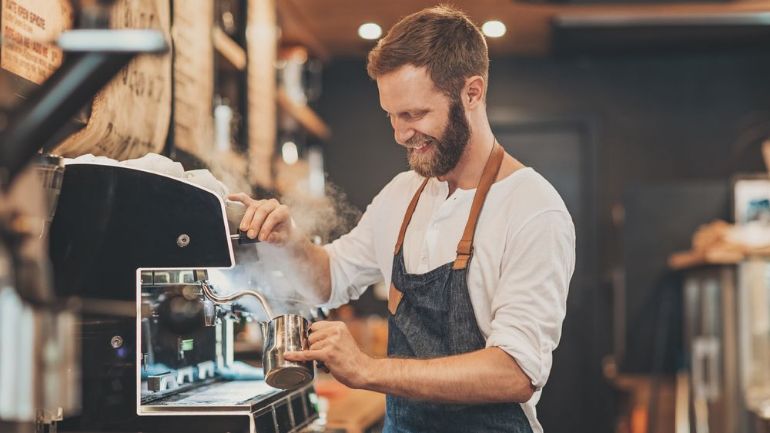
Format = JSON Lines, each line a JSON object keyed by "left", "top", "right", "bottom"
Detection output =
{"left": 392, "top": 118, "right": 414, "bottom": 145}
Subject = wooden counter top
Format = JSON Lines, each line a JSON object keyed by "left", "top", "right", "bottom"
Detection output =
{"left": 315, "top": 375, "right": 386, "bottom": 433}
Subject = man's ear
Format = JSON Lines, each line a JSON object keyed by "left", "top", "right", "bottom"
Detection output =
{"left": 463, "top": 75, "right": 486, "bottom": 110}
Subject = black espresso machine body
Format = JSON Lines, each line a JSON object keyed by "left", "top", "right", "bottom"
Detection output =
{"left": 50, "top": 163, "right": 318, "bottom": 433}
{"left": 50, "top": 163, "right": 233, "bottom": 300}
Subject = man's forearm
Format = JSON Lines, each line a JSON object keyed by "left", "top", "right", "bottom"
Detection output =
{"left": 363, "top": 347, "right": 535, "bottom": 404}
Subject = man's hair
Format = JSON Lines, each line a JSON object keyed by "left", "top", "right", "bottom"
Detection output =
{"left": 366, "top": 5, "right": 489, "bottom": 100}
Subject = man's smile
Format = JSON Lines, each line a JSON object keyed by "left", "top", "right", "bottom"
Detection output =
{"left": 410, "top": 141, "right": 433, "bottom": 153}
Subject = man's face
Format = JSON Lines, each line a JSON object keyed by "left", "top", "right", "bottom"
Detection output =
{"left": 377, "top": 65, "right": 470, "bottom": 178}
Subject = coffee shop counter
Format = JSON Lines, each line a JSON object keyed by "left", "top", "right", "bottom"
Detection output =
{"left": 315, "top": 374, "right": 386, "bottom": 433}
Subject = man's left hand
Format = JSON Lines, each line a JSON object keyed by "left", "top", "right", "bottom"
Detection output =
{"left": 284, "top": 321, "right": 373, "bottom": 389}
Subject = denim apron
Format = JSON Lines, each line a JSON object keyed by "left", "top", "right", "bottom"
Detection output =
{"left": 383, "top": 144, "right": 533, "bottom": 433}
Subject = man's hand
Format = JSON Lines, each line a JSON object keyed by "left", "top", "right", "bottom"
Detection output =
{"left": 227, "top": 193, "right": 296, "bottom": 245}
{"left": 284, "top": 321, "right": 373, "bottom": 389}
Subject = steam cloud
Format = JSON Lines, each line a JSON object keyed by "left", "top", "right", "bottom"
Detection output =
{"left": 208, "top": 182, "right": 362, "bottom": 320}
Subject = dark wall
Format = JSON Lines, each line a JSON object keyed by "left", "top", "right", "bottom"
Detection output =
{"left": 316, "top": 49, "right": 770, "bottom": 433}
{"left": 319, "top": 50, "right": 770, "bottom": 262}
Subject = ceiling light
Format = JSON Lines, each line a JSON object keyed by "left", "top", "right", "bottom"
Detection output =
{"left": 358, "top": 23, "right": 382, "bottom": 40}
{"left": 482, "top": 20, "right": 506, "bottom": 38}
{"left": 281, "top": 141, "right": 299, "bottom": 165}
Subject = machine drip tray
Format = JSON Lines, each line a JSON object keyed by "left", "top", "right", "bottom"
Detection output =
{"left": 143, "top": 380, "right": 280, "bottom": 410}
{"left": 139, "top": 380, "right": 320, "bottom": 433}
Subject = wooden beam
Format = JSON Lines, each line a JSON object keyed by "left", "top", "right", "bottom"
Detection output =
{"left": 213, "top": 26, "right": 247, "bottom": 71}
{"left": 247, "top": 0, "right": 277, "bottom": 188}
{"left": 276, "top": 88, "right": 331, "bottom": 141}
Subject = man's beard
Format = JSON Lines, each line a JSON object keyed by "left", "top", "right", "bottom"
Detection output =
{"left": 406, "top": 98, "right": 470, "bottom": 178}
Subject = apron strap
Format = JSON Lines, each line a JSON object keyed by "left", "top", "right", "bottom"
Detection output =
{"left": 394, "top": 176, "right": 431, "bottom": 254}
{"left": 393, "top": 142, "right": 505, "bottom": 265}
{"left": 452, "top": 143, "right": 504, "bottom": 270}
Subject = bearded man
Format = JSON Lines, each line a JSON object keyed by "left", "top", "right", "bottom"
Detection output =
{"left": 229, "top": 6, "right": 575, "bottom": 432}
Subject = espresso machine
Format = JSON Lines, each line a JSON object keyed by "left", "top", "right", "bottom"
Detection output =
{"left": 49, "top": 161, "right": 320, "bottom": 433}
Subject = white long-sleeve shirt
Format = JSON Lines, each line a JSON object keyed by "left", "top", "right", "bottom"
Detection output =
{"left": 322, "top": 167, "right": 575, "bottom": 433}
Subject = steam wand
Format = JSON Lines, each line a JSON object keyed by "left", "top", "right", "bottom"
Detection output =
{"left": 199, "top": 280, "right": 275, "bottom": 320}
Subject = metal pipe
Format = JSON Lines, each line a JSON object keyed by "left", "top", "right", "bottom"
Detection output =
{"left": 200, "top": 280, "right": 274, "bottom": 320}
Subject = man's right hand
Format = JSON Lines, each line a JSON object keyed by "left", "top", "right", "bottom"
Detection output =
{"left": 227, "top": 192, "right": 332, "bottom": 304}
{"left": 227, "top": 193, "right": 297, "bottom": 246}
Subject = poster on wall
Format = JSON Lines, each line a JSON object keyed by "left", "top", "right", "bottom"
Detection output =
{"left": 53, "top": 0, "right": 172, "bottom": 160}
{"left": 0, "top": 0, "right": 73, "bottom": 84}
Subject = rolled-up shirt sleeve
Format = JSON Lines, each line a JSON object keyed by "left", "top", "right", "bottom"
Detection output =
{"left": 485, "top": 209, "right": 575, "bottom": 390}
{"left": 321, "top": 191, "right": 386, "bottom": 309}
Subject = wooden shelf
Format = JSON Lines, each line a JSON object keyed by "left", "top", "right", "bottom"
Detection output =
{"left": 213, "top": 26, "right": 247, "bottom": 71}
{"left": 276, "top": 87, "right": 331, "bottom": 141}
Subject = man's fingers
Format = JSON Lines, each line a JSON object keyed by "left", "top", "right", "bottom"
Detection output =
{"left": 309, "top": 320, "right": 336, "bottom": 332}
{"left": 284, "top": 349, "right": 325, "bottom": 362}
{"left": 227, "top": 192, "right": 250, "bottom": 204}
{"left": 245, "top": 202, "right": 276, "bottom": 238}
{"left": 248, "top": 200, "right": 279, "bottom": 240}
{"left": 260, "top": 205, "right": 289, "bottom": 241}
{"left": 226, "top": 196, "right": 292, "bottom": 243}
{"left": 308, "top": 328, "right": 335, "bottom": 345}
{"left": 227, "top": 193, "right": 259, "bottom": 232}
{"left": 240, "top": 200, "right": 262, "bottom": 233}
{"left": 309, "top": 339, "right": 330, "bottom": 351}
